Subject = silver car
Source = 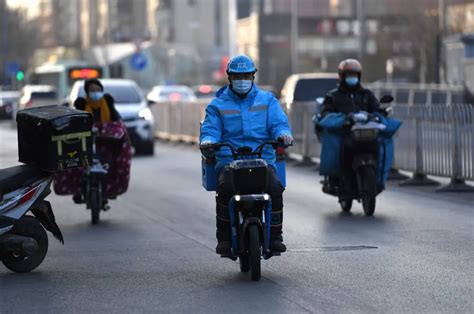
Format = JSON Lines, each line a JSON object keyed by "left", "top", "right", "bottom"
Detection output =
{"left": 69, "top": 79, "right": 156, "bottom": 155}
{"left": 146, "top": 85, "right": 197, "bottom": 103}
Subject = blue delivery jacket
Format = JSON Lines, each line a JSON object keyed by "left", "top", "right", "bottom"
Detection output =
{"left": 318, "top": 112, "right": 402, "bottom": 188}
{"left": 200, "top": 85, "right": 292, "bottom": 173}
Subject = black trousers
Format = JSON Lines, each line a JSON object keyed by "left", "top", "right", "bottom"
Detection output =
{"left": 215, "top": 167, "right": 285, "bottom": 242}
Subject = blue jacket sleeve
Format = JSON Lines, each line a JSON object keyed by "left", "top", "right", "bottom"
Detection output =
{"left": 268, "top": 96, "right": 292, "bottom": 139}
{"left": 200, "top": 101, "right": 223, "bottom": 143}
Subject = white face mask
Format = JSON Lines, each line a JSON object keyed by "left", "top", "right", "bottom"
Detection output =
{"left": 232, "top": 80, "right": 253, "bottom": 94}
{"left": 345, "top": 76, "right": 359, "bottom": 86}
{"left": 89, "top": 91, "right": 104, "bottom": 101}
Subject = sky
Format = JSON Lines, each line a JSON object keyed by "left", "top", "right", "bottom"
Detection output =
{"left": 6, "top": 0, "right": 41, "bottom": 19}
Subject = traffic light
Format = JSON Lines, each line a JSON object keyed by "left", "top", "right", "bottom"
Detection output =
{"left": 16, "top": 71, "right": 24, "bottom": 81}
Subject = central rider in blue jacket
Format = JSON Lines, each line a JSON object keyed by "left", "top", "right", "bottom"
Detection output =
{"left": 200, "top": 55, "right": 293, "bottom": 255}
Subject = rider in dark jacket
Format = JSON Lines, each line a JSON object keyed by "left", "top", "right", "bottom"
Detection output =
{"left": 321, "top": 59, "right": 380, "bottom": 118}
{"left": 320, "top": 59, "right": 380, "bottom": 195}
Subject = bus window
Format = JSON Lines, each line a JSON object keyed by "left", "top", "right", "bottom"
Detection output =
{"left": 414, "top": 91, "right": 427, "bottom": 104}
{"left": 395, "top": 90, "right": 409, "bottom": 104}
{"left": 451, "top": 92, "right": 465, "bottom": 104}
{"left": 431, "top": 92, "right": 446, "bottom": 104}
{"left": 30, "top": 72, "right": 60, "bottom": 88}
{"left": 379, "top": 89, "right": 392, "bottom": 98}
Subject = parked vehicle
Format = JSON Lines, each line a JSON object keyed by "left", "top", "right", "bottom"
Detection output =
{"left": 280, "top": 73, "right": 338, "bottom": 111}
{"left": 0, "top": 105, "right": 93, "bottom": 273}
{"left": 147, "top": 85, "right": 197, "bottom": 103}
{"left": 69, "top": 79, "right": 155, "bottom": 155}
{"left": 258, "top": 85, "right": 280, "bottom": 99}
{"left": 201, "top": 140, "right": 289, "bottom": 281}
{"left": 0, "top": 165, "right": 64, "bottom": 272}
{"left": 18, "top": 85, "right": 59, "bottom": 110}
{"left": 0, "top": 91, "right": 20, "bottom": 119}
{"left": 192, "top": 85, "right": 220, "bottom": 99}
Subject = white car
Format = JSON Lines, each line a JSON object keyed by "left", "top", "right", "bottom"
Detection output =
{"left": 280, "top": 73, "right": 339, "bottom": 111}
{"left": 147, "top": 85, "right": 196, "bottom": 103}
{"left": 69, "top": 79, "right": 155, "bottom": 155}
{"left": 18, "top": 85, "right": 59, "bottom": 110}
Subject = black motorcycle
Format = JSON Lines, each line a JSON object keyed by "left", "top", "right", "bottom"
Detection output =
{"left": 84, "top": 127, "right": 108, "bottom": 224}
{"left": 82, "top": 126, "right": 114, "bottom": 224}
{"left": 318, "top": 95, "right": 395, "bottom": 216}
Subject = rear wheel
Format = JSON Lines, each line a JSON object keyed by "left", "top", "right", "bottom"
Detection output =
{"left": 2, "top": 216, "right": 48, "bottom": 273}
{"left": 248, "top": 224, "right": 261, "bottom": 281}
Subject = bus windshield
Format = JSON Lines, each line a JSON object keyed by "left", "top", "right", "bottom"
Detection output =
{"left": 30, "top": 72, "right": 61, "bottom": 88}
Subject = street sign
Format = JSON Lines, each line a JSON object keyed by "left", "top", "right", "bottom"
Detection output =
{"left": 130, "top": 53, "right": 148, "bottom": 71}
{"left": 5, "top": 62, "right": 20, "bottom": 76}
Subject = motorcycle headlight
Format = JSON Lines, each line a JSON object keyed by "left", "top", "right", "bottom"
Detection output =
{"left": 138, "top": 108, "right": 153, "bottom": 121}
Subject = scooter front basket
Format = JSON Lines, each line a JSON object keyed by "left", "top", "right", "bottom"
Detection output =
{"left": 230, "top": 159, "right": 268, "bottom": 194}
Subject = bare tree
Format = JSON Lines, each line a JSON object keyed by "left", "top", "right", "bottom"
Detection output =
{"left": 1, "top": 1, "right": 39, "bottom": 85}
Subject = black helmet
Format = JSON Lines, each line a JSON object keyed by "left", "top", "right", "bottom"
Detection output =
{"left": 84, "top": 78, "right": 104, "bottom": 94}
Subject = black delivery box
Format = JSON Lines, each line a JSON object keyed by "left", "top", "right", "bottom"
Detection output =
{"left": 17, "top": 105, "right": 93, "bottom": 172}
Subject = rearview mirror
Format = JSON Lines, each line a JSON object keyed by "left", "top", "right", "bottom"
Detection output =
{"left": 380, "top": 95, "right": 394, "bottom": 104}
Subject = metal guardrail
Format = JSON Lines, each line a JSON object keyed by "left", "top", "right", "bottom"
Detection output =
{"left": 152, "top": 100, "right": 207, "bottom": 143}
{"left": 368, "top": 83, "right": 466, "bottom": 106}
{"left": 150, "top": 100, "right": 474, "bottom": 192}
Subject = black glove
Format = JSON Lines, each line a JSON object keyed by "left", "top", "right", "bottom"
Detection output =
{"left": 344, "top": 113, "right": 355, "bottom": 126}
{"left": 200, "top": 141, "right": 215, "bottom": 159}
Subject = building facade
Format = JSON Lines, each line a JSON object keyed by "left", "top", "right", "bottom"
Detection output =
{"left": 237, "top": 0, "right": 444, "bottom": 89}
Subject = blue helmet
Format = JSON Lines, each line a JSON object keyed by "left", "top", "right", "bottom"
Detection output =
{"left": 226, "top": 54, "right": 257, "bottom": 74}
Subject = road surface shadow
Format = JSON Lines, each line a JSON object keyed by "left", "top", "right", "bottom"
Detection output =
{"left": 61, "top": 218, "right": 142, "bottom": 240}
{"left": 321, "top": 210, "right": 393, "bottom": 235}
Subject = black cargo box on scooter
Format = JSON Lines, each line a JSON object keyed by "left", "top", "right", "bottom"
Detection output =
{"left": 17, "top": 105, "right": 93, "bottom": 172}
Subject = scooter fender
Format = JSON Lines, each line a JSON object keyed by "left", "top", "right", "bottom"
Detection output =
{"left": 353, "top": 154, "right": 377, "bottom": 197}
{"left": 31, "top": 200, "right": 64, "bottom": 244}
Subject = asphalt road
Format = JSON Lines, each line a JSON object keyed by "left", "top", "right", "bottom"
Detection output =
{"left": 0, "top": 122, "right": 473, "bottom": 313}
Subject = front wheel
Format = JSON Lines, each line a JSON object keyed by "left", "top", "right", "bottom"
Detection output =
{"left": 356, "top": 166, "right": 377, "bottom": 216}
{"left": 89, "top": 189, "right": 101, "bottom": 225}
{"left": 248, "top": 224, "right": 261, "bottom": 281}
{"left": 239, "top": 253, "right": 250, "bottom": 272}
{"left": 2, "top": 216, "right": 48, "bottom": 273}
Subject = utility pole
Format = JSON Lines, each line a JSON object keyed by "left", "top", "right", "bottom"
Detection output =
{"left": 2, "top": 3, "right": 9, "bottom": 86}
{"left": 438, "top": 0, "right": 447, "bottom": 84}
{"left": 228, "top": 0, "right": 237, "bottom": 57}
{"left": 356, "top": 0, "right": 366, "bottom": 64}
{"left": 290, "top": 0, "right": 298, "bottom": 74}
